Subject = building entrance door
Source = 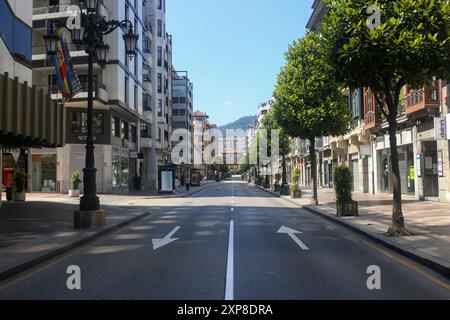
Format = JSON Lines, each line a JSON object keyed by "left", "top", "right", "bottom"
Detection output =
{"left": 422, "top": 141, "right": 439, "bottom": 199}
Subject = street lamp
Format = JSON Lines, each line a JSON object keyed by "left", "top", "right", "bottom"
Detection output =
{"left": 43, "top": 0, "right": 138, "bottom": 228}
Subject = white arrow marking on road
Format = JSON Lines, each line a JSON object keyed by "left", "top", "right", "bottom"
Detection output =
{"left": 152, "top": 226, "right": 181, "bottom": 250}
{"left": 277, "top": 226, "right": 309, "bottom": 250}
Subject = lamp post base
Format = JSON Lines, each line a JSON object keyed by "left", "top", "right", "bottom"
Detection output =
{"left": 74, "top": 210, "right": 105, "bottom": 229}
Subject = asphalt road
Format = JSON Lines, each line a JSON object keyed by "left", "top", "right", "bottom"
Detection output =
{"left": 1, "top": 181, "right": 450, "bottom": 300}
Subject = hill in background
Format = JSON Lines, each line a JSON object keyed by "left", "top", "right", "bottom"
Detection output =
{"left": 218, "top": 115, "right": 256, "bottom": 133}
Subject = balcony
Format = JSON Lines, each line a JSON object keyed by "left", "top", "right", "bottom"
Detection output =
{"left": 404, "top": 86, "right": 440, "bottom": 115}
{"left": 35, "top": 80, "right": 108, "bottom": 104}
{"left": 33, "top": 0, "right": 108, "bottom": 21}
{"left": 32, "top": 44, "right": 88, "bottom": 65}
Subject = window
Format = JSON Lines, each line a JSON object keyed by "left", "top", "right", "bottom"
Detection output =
{"left": 112, "top": 117, "right": 121, "bottom": 137}
{"left": 157, "top": 46, "right": 162, "bottom": 66}
{"left": 157, "top": 73, "right": 162, "bottom": 93}
{"left": 134, "top": 85, "right": 138, "bottom": 110}
{"left": 124, "top": 77, "right": 129, "bottom": 103}
{"left": 141, "top": 123, "right": 152, "bottom": 138}
{"left": 157, "top": 128, "right": 162, "bottom": 141}
{"left": 143, "top": 94, "right": 152, "bottom": 111}
{"left": 157, "top": 0, "right": 162, "bottom": 9}
{"left": 130, "top": 124, "right": 137, "bottom": 143}
{"left": 0, "top": 0, "right": 31, "bottom": 66}
{"left": 157, "top": 20, "right": 162, "bottom": 37}
{"left": 157, "top": 99, "right": 163, "bottom": 117}
{"left": 69, "top": 111, "right": 104, "bottom": 135}
{"left": 122, "top": 121, "right": 130, "bottom": 140}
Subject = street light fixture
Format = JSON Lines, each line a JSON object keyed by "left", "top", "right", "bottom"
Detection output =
{"left": 43, "top": 0, "right": 138, "bottom": 229}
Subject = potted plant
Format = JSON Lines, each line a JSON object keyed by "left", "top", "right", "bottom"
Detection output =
{"left": 12, "top": 168, "right": 27, "bottom": 201}
{"left": 291, "top": 183, "right": 301, "bottom": 199}
{"left": 274, "top": 173, "right": 281, "bottom": 191}
{"left": 290, "top": 168, "right": 302, "bottom": 198}
{"left": 69, "top": 171, "right": 82, "bottom": 197}
{"left": 334, "top": 164, "right": 358, "bottom": 216}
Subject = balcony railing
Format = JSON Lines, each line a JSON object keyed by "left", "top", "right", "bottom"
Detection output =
{"left": 405, "top": 86, "right": 440, "bottom": 114}
{"left": 33, "top": 0, "right": 107, "bottom": 17}
{"left": 33, "top": 43, "right": 80, "bottom": 55}
{"left": 35, "top": 80, "right": 106, "bottom": 98}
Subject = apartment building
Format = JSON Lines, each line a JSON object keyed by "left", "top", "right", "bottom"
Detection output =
{"left": 171, "top": 70, "right": 194, "bottom": 178}
{"left": 139, "top": 0, "right": 174, "bottom": 190}
{"left": 1, "top": 0, "right": 63, "bottom": 199}
{"left": 193, "top": 111, "right": 217, "bottom": 179}
{"left": 31, "top": 0, "right": 147, "bottom": 194}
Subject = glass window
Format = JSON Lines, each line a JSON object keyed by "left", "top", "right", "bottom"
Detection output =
{"left": 70, "top": 111, "right": 104, "bottom": 135}
{"left": 0, "top": 0, "right": 14, "bottom": 53}
{"left": 112, "top": 155, "right": 129, "bottom": 188}
{"left": 14, "top": 19, "right": 32, "bottom": 65}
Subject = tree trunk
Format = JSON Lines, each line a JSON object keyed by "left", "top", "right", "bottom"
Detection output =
{"left": 386, "top": 111, "right": 412, "bottom": 236}
{"left": 282, "top": 154, "right": 287, "bottom": 185}
{"left": 309, "top": 138, "right": 319, "bottom": 206}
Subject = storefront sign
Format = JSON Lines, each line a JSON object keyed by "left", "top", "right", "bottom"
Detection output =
{"left": 434, "top": 117, "right": 446, "bottom": 140}
{"left": 416, "top": 154, "right": 422, "bottom": 177}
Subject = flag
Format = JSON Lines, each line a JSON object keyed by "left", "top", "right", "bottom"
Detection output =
{"left": 51, "top": 28, "right": 81, "bottom": 101}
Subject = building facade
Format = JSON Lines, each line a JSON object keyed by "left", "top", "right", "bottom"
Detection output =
{"left": 301, "top": 0, "right": 450, "bottom": 204}
{"left": 171, "top": 70, "right": 194, "bottom": 178}
{"left": 1, "top": 0, "right": 64, "bottom": 200}
{"left": 31, "top": 0, "right": 149, "bottom": 194}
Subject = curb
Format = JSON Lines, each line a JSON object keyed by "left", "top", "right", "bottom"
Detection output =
{"left": 250, "top": 184, "right": 450, "bottom": 279}
{"left": 302, "top": 205, "right": 450, "bottom": 279}
{"left": 0, "top": 211, "right": 150, "bottom": 282}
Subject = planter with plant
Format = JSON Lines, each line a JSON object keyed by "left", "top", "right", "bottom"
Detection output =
{"left": 274, "top": 173, "right": 281, "bottom": 192}
{"left": 69, "top": 171, "right": 82, "bottom": 197}
{"left": 334, "top": 164, "right": 358, "bottom": 216}
{"left": 13, "top": 168, "right": 27, "bottom": 201}
{"left": 290, "top": 168, "right": 301, "bottom": 198}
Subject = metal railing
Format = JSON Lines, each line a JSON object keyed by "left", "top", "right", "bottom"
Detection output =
{"left": 35, "top": 80, "right": 106, "bottom": 96}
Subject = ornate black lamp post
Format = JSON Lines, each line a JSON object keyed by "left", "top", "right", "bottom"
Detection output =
{"left": 43, "top": 0, "right": 138, "bottom": 228}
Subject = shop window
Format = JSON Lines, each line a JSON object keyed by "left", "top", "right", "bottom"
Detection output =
{"left": 112, "top": 155, "right": 129, "bottom": 188}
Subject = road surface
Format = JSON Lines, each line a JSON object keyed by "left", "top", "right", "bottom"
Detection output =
{"left": 1, "top": 181, "right": 450, "bottom": 300}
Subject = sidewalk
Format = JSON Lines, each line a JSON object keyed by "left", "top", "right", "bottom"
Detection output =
{"left": 0, "top": 181, "right": 215, "bottom": 281}
{"left": 257, "top": 185, "right": 450, "bottom": 277}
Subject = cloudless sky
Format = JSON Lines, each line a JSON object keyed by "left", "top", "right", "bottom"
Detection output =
{"left": 167, "top": 0, "right": 313, "bottom": 126}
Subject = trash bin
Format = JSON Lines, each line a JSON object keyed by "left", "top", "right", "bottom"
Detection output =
{"left": 5, "top": 187, "right": 13, "bottom": 201}
{"left": 134, "top": 177, "right": 142, "bottom": 190}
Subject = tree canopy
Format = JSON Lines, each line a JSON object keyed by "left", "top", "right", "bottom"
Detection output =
{"left": 272, "top": 31, "right": 351, "bottom": 141}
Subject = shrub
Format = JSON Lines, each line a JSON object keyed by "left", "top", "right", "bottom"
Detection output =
{"left": 13, "top": 168, "right": 27, "bottom": 193}
{"left": 334, "top": 164, "right": 353, "bottom": 202}
{"left": 71, "top": 171, "right": 82, "bottom": 190}
{"left": 291, "top": 168, "right": 301, "bottom": 185}
{"left": 274, "top": 173, "right": 281, "bottom": 185}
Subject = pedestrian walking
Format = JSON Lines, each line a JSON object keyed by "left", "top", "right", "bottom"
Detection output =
{"left": 186, "top": 176, "right": 191, "bottom": 192}
{"left": 175, "top": 176, "right": 180, "bottom": 193}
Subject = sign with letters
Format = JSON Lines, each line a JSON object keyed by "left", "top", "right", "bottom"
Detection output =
{"left": 434, "top": 117, "right": 446, "bottom": 140}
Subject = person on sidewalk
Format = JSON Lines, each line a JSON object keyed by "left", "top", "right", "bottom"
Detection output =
{"left": 186, "top": 176, "right": 191, "bottom": 192}
{"left": 175, "top": 177, "right": 180, "bottom": 194}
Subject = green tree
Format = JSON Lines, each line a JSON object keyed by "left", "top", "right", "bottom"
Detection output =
{"left": 273, "top": 31, "right": 351, "bottom": 205}
{"left": 321, "top": 0, "right": 450, "bottom": 236}
{"left": 261, "top": 110, "right": 291, "bottom": 186}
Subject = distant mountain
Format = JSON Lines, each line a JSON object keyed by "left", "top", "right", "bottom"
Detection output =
{"left": 219, "top": 115, "right": 256, "bottom": 133}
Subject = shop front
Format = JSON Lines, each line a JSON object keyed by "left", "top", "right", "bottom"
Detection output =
{"left": 375, "top": 130, "right": 415, "bottom": 196}
{"left": 30, "top": 149, "right": 57, "bottom": 192}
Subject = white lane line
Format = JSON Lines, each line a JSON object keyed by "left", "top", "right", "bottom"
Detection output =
{"left": 225, "top": 220, "right": 235, "bottom": 301}
{"left": 231, "top": 208, "right": 234, "bottom": 212}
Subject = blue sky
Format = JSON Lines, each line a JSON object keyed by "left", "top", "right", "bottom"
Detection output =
{"left": 167, "top": 0, "right": 313, "bottom": 126}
